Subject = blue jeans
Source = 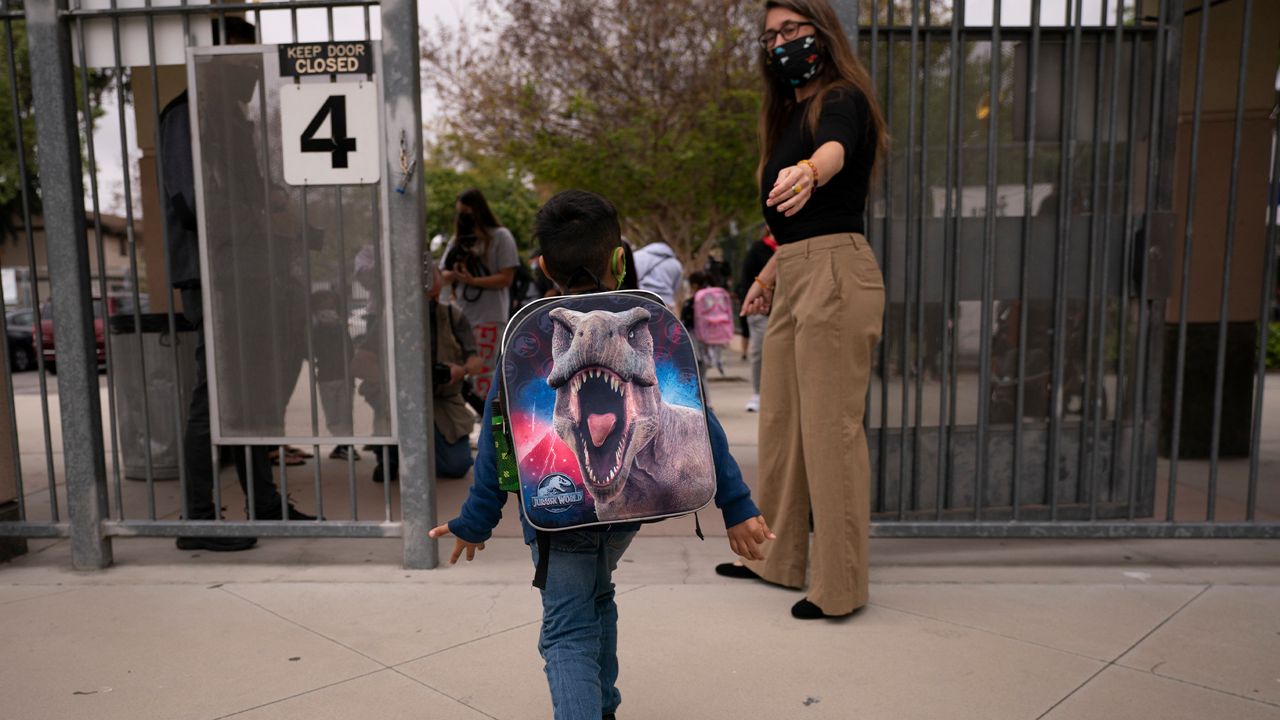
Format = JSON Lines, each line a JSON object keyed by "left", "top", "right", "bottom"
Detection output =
{"left": 372, "top": 428, "right": 473, "bottom": 480}
{"left": 531, "top": 530, "right": 637, "bottom": 720}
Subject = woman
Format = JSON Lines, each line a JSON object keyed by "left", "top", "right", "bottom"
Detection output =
{"left": 440, "top": 188, "right": 520, "bottom": 402}
{"left": 718, "top": 0, "right": 887, "bottom": 620}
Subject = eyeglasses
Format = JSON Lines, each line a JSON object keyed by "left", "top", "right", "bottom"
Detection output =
{"left": 758, "top": 20, "right": 815, "bottom": 50}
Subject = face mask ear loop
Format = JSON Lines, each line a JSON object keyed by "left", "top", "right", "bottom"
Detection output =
{"left": 614, "top": 247, "right": 627, "bottom": 287}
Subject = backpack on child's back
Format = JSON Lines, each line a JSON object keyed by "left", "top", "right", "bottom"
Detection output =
{"left": 490, "top": 290, "right": 716, "bottom": 532}
{"left": 693, "top": 286, "right": 734, "bottom": 347}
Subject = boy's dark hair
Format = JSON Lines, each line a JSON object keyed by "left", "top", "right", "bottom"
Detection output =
{"left": 535, "top": 190, "right": 622, "bottom": 290}
{"left": 688, "top": 271, "right": 712, "bottom": 290}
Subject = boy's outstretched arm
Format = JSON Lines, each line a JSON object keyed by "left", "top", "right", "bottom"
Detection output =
{"left": 428, "top": 379, "right": 507, "bottom": 564}
{"left": 707, "top": 411, "right": 776, "bottom": 561}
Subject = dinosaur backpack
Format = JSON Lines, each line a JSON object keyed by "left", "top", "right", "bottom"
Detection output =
{"left": 693, "top": 286, "right": 734, "bottom": 346}
{"left": 491, "top": 290, "right": 717, "bottom": 532}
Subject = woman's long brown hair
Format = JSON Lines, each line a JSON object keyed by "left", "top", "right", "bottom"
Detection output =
{"left": 757, "top": 0, "right": 889, "bottom": 182}
{"left": 455, "top": 187, "right": 505, "bottom": 256}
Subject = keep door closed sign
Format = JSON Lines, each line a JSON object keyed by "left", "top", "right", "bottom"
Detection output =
{"left": 278, "top": 41, "right": 372, "bottom": 77}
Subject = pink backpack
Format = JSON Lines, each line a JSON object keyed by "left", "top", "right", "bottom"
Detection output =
{"left": 693, "top": 287, "right": 734, "bottom": 346}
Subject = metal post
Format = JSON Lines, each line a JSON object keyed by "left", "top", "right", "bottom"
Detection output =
{"left": 381, "top": 0, "right": 436, "bottom": 569}
{"left": 25, "top": 0, "right": 112, "bottom": 569}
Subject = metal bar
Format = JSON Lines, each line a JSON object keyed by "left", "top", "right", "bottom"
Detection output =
{"left": 1013, "top": 0, "right": 1042, "bottom": 521}
{"left": 245, "top": 445, "right": 256, "bottom": 520}
{"left": 1110, "top": 16, "right": 1142, "bottom": 515}
{"left": 1205, "top": 0, "right": 1253, "bottom": 522}
{"left": 10, "top": 9, "right": 60, "bottom": 524}
{"left": 870, "top": 0, "right": 888, "bottom": 514}
{"left": 853, "top": 27, "right": 1157, "bottom": 39}
{"left": 107, "top": 1, "right": 158, "bottom": 519}
{"left": 26, "top": 0, "right": 112, "bottom": 568}
{"left": 1, "top": 10, "right": 27, "bottom": 522}
{"left": 62, "top": 1, "right": 377, "bottom": 18}
{"left": 0, "top": 524, "right": 73, "bottom": 538}
{"left": 278, "top": 444, "right": 287, "bottom": 521}
{"left": 1129, "top": 0, "right": 1174, "bottom": 521}
{"left": 1047, "top": 0, "right": 1084, "bottom": 521}
{"left": 974, "top": 0, "right": 1002, "bottom": 521}
{"left": 1078, "top": 0, "right": 1109, "bottom": 511}
{"left": 1167, "top": 0, "right": 1211, "bottom": 520}
{"left": 143, "top": 0, "right": 191, "bottom": 523}
{"left": 869, "top": 522, "right": 1280, "bottom": 539}
{"left": 944, "top": 0, "right": 965, "bottom": 515}
{"left": 1090, "top": 0, "right": 1126, "bottom": 521}
{"left": 912, "top": 16, "right": 928, "bottom": 514}
{"left": 1246, "top": 104, "right": 1280, "bottom": 521}
{"left": 898, "top": 0, "right": 918, "bottom": 521}
{"left": 105, "top": 520, "right": 400, "bottom": 538}
{"left": 381, "top": 0, "right": 434, "bottom": 568}
{"left": 72, "top": 12, "right": 125, "bottom": 523}
{"left": 935, "top": 0, "right": 963, "bottom": 520}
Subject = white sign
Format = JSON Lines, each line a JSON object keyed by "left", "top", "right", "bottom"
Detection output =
{"left": 2, "top": 268, "right": 15, "bottom": 306}
{"left": 73, "top": 0, "right": 213, "bottom": 68}
{"left": 280, "top": 82, "right": 380, "bottom": 186}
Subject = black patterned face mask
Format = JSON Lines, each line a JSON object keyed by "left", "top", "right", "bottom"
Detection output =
{"left": 766, "top": 35, "right": 823, "bottom": 88}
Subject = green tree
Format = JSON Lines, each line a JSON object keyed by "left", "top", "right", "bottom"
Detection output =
{"left": 2, "top": 15, "right": 112, "bottom": 246}
{"left": 423, "top": 0, "right": 763, "bottom": 268}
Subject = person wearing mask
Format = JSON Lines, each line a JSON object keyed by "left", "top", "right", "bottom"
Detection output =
{"left": 632, "top": 240, "right": 683, "bottom": 310}
{"left": 719, "top": 0, "right": 888, "bottom": 620}
{"left": 440, "top": 189, "right": 519, "bottom": 403}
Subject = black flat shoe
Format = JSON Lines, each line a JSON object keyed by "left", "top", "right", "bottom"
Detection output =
{"left": 791, "top": 598, "right": 859, "bottom": 620}
{"left": 715, "top": 562, "right": 761, "bottom": 580}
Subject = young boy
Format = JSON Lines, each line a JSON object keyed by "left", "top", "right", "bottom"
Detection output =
{"left": 429, "top": 190, "right": 774, "bottom": 720}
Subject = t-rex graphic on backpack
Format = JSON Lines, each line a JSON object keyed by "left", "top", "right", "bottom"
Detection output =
{"left": 545, "top": 306, "right": 714, "bottom": 521}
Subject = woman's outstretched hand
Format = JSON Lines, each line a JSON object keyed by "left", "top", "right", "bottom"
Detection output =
{"left": 766, "top": 164, "right": 814, "bottom": 217}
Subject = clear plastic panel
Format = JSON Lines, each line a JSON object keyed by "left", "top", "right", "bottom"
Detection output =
{"left": 193, "top": 51, "right": 389, "bottom": 441}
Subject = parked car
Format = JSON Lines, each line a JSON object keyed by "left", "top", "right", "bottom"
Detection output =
{"left": 4, "top": 307, "right": 36, "bottom": 373}
{"left": 38, "top": 295, "right": 148, "bottom": 373}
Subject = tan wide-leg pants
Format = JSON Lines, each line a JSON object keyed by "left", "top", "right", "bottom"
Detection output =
{"left": 743, "top": 232, "right": 884, "bottom": 615}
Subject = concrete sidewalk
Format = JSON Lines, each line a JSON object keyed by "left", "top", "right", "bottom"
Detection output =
{"left": 3, "top": 343, "right": 1280, "bottom": 719}
{"left": 2, "top": 535, "right": 1279, "bottom": 720}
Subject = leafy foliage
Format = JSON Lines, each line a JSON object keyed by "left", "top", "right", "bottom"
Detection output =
{"left": 1, "top": 18, "right": 112, "bottom": 244}
{"left": 423, "top": 0, "right": 764, "bottom": 267}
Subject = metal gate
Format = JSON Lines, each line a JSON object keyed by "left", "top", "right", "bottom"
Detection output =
{"left": 851, "top": 0, "right": 1279, "bottom": 538}
{"left": 1, "top": 0, "right": 1277, "bottom": 570}
{"left": 0, "top": 0, "right": 435, "bottom": 569}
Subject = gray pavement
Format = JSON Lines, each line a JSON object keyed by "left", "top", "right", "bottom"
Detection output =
{"left": 3, "top": 345, "right": 1280, "bottom": 719}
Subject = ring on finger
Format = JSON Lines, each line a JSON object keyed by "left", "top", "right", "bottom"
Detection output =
{"left": 792, "top": 183, "right": 804, "bottom": 195}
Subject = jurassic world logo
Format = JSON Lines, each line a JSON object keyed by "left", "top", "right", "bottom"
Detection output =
{"left": 532, "top": 473, "right": 584, "bottom": 513}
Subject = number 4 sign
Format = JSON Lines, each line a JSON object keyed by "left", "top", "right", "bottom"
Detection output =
{"left": 280, "top": 81, "right": 380, "bottom": 186}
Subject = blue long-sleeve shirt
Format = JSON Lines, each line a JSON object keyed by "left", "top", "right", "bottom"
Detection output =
{"left": 447, "top": 376, "right": 760, "bottom": 545}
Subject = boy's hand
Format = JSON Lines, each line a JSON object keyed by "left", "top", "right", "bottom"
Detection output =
{"left": 428, "top": 524, "right": 486, "bottom": 564}
{"left": 726, "top": 515, "right": 775, "bottom": 561}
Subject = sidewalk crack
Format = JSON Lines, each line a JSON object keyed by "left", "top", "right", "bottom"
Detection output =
{"left": 1033, "top": 583, "right": 1213, "bottom": 719}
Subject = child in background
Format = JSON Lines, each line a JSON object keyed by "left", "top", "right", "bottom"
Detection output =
{"left": 429, "top": 190, "right": 773, "bottom": 720}
{"left": 689, "top": 271, "right": 735, "bottom": 376}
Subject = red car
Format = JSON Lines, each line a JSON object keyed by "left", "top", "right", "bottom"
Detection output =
{"left": 39, "top": 296, "right": 148, "bottom": 373}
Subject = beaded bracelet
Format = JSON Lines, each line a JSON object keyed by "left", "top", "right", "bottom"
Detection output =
{"left": 797, "top": 159, "right": 819, "bottom": 186}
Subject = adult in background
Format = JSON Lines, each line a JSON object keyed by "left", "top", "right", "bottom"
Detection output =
{"left": 632, "top": 239, "right": 683, "bottom": 310}
{"left": 719, "top": 0, "right": 888, "bottom": 620}
{"left": 159, "top": 17, "right": 315, "bottom": 553}
{"left": 735, "top": 231, "right": 778, "bottom": 413}
{"left": 440, "top": 189, "right": 519, "bottom": 402}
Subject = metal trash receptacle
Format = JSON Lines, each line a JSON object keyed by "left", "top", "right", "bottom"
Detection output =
{"left": 108, "top": 313, "right": 198, "bottom": 480}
